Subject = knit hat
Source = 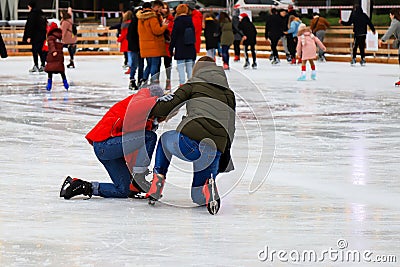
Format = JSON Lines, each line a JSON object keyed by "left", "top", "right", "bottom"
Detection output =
{"left": 239, "top": 13, "right": 248, "bottom": 19}
{"left": 176, "top": 4, "right": 189, "bottom": 16}
{"left": 298, "top": 23, "right": 307, "bottom": 32}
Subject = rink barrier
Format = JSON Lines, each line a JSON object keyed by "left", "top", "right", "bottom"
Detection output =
{"left": 0, "top": 25, "right": 398, "bottom": 63}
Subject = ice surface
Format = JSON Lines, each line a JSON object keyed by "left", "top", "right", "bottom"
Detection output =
{"left": 0, "top": 56, "right": 399, "bottom": 266}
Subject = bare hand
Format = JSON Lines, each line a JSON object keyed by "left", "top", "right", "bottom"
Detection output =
{"left": 52, "top": 51, "right": 57, "bottom": 56}
{"left": 378, "top": 40, "right": 382, "bottom": 48}
{"left": 338, "top": 19, "right": 342, "bottom": 24}
{"left": 242, "top": 36, "right": 247, "bottom": 41}
{"left": 27, "top": 38, "right": 31, "bottom": 43}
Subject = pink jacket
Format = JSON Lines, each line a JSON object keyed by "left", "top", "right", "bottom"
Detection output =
{"left": 296, "top": 32, "right": 326, "bottom": 60}
{"left": 60, "top": 18, "right": 77, "bottom": 44}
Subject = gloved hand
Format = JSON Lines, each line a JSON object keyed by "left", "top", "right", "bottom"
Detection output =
{"left": 157, "top": 93, "right": 174, "bottom": 102}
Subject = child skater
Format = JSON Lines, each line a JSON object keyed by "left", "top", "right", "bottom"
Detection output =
{"left": 296, "top": 23, "right": 326, "bottom": 81}
{"left": 45, "top": 22, "right": 69, "bottom": 91}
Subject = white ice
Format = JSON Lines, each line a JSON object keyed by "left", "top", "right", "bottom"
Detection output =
{"left": 0, "top": 56, "right": 399, "bottom": 266}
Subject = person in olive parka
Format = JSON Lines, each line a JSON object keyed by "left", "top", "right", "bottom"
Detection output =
{"left": 146, "top": 56, "right": 236, "bottom": 215}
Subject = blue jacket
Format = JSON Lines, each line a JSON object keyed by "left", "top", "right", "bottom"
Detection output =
{"left": 287, "top": 20, "right": 301, "bottom": 37}
{"left": 169, "top": 15, "right": 196, "bottom": 61}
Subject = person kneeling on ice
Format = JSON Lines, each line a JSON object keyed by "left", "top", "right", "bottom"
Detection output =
{"left": 296, "top": 23, "right": 326, "bottom": 81}
{"left": 147, "top": 56, "right": 236, "bottom": 214}
{"left": 45, "top": 22, "right": 69, "bottom": 91}
{"left": 60, "top": 85, "right": 166, "bottom": 199}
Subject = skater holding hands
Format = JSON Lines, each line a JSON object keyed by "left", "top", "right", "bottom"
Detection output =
{"left": 296, "top": 23, "right": 326, "bottom": 81}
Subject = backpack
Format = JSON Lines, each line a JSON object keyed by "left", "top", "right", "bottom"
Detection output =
{"left": 71, "top": 23, "right": 78, "bottom": 36}
{"left": 184, "top": 26, "right": 195, "bottom": 45}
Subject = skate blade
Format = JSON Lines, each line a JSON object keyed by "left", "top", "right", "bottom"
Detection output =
{"left": 60, "top": 176, "right": 73, "bottom": 198}
{"left": 207, "top": 200, "right": 219, "bottom": 215}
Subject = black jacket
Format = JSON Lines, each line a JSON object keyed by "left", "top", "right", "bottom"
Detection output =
{"left": 23, "top": 8, "right": 47, "bottom": 43}
{"left": 239, "top": 17, "right": 257, "bottom": 46}
{"left": 170, "top": 15, "right": 196, "bottom": 60}
{"left": 0, "top": 33, "right": 7, "bottom": 58}
{"left": 127, "top": 12, "right": 140, "bottom": 52}
{"left": 341, "top": 7, "right": 375, "bottom": 36}
{"left": 204, "top": 19, "right": 220, "bottom": 50}
{"left": 265, "top": 14, "right": 284, "bottom": 39}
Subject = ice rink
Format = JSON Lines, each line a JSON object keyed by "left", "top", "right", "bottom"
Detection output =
{"left": 0, "top": 55, "right": 399, "bottom": 266}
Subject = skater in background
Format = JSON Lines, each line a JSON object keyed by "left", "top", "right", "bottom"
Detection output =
{"left": 279, "top": 8, "right": 291, "bottom": 62}
{"left": 265, "top": 8, "right": 284, "bottom": 65}
{"left": 219, "top": 12, "right": 234, "bottom": 70}
{"left": 238, "top": 13, "right": 257, "bottom": 69}
{"left": 169, "top": 4, "right": 196, "bottom": 86}
{"left": 296, "top": 24, "right": 326, "bottom": 81}
{"left": 232, "top": 10, "right": 243, "bottom": 62}
{"left": 161, "top": 2, "right": 174, "bottom": 90}
{"left": 148, "top": 56, "right": 236, "bottom": 215}
{"left": 310, "top": 12, "right": 330, "bottom": 62}
{"left": 339, "top": 4, "right": 375, "bottom": 66}
{"left": 23, "top": 0, "right": 47, "bottom": 73}
{"left": 127, "top": 7, "right": 144, "bottom": 90}
{"left": 0, "top": 32, "right": 8, "bottom": 58}
{"left": 118, "top": 10, "right": 133, "bottom": 74}
{"left": 187, "top": 1, "right": 203, "bottom": 55}
{"left": 203, "top": 13, "right": 220, "bottom": 59}
{"left": 44, "top": 23, "right": 69, "bottom": 91}
{"left": 60, "top": 85, "right": 165, "bottom": 200}
{"left": 379, "top": 8, "right": 400, "bottom": 86}
{"left": 285, "top": 15, "right": 301, "bottom": 64}
{"left": 60, "top": 10, "right": 77, "bottom": 68}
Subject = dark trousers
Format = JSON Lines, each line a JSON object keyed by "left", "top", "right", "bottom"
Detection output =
{"left": 353, "top": 35, "right": 366, "bottom": 59}
{"left": 66, "top": 44, "right": 76, "bottom": 60}
{"left": 269, "top": 36, "right": 280, "bottom": 59}
{"left": 287, "top": 35, "right": 297, "bottom": 59}
{"left": 31, "top": 41, "right": 46, "bottom": 67}
{"left": 163, "top": 56, "right": 172, "bottom": 80}
{"left": 233, "top": 40, "right": 241, "bottom": 57}
{"left": 48, "top": 72, "right": 67, "bottom": 80}
{"left": 244, "top": 44, "right": 256, "bottom": 63}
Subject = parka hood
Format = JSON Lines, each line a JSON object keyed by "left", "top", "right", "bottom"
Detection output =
{"left": 136, "top": 9, "right": 158, "bottom": 20}
{"left": 188, "top": 62, "right": 230, "bottom": 90}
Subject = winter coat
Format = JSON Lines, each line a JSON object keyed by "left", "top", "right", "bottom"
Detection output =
{"left": 341, "top": 8, "right": 375, "bottom": 36}
{"left": 127, "top": 12, "right": 140, "bottom": 53}
{"left": 381, "top": 18, "right": 400, "bottom": 53}
{"left": 150, "top": 62, "right": 236, "bottom": 153}
{"left": 265, "top": 13, "right": 284, "bottom": 39}
{"left": 170, "top": 15, "right": 196, "bottom": 61}
{"left": 191, "top": 9, "right": 203, "bottom": 53}
{"left": 137, "top": 8, "right": 168, "bottom": 58}
{"left": 0, "top": 33, "right": 7, "bottom": 58}
{"left": 220, "top": 19, "right": 234, "bottom": 46}
{"left": 60, "top": 18, "right": 77, "bottom": 44}
{"left": 44, "top": 28, "right": 65, "bottom": 73}
{"left": 164, "top": 14, "right": 174, "bottom": 57}
{"left": 232, "top": 15, "right": 244, "bottom": 41}
{"left": 296, "top": 32, "right": 326, "bottom": 60}
{"left": 310, "top": 16, "right": 330, "bottom": 33}
{"left": 287, "top": 19, "right": 301, "bottom": 37}
{"left": 204, "top": 18, "right": 220, "bottom": 50}
{"left": 85, "top": 88, "right": 157, "bottom": 145}
{"left": 23, "top": 8, "right": 47, "bottom": 43}
{"left": 239, "top": 17, "right": 257, "bottom": 46}
{"left": 117, "top": 20, "right": 131, "bottom": 52}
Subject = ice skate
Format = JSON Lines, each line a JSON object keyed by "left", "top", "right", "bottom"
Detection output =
{"left": 350, "top": 58, "right": 356, "bottom": 66}
{"left": 223, "top": 63, "right": 230, "bottom": 70}
{"left": 251, "top": 62, "right": 257, "bottom": 69}
{"left": 29, "top": 65, "right": 39, "bottom": 73}
{"left": 360, "top": 59, "right": 366, "bottom": 66}
{"left": 286, "top": 53, "right": 292, "bottom": 62}
{"left": 297, "top": 74, "right": 306, "bottom": 81}
{"left": 146, "top": 173, "right": 165, "bottom": 205}
{"left": 60, "top": 176, "right": 93, "bottom": 199}
{"left": 395, "top": 81, "right": 400, "bottom": 87}
{"left": 203, "top": 176, "right": 220, "bottom": 215}
{"left": 243, "top": 61, "right": 250, "bottom": 69}
{"left": 39, "top": 66, "right": 45, "bottom": 73}
{"left": 46, "top": 79, "right": 52, "bottom": 91}
{"left": 311, "top": 70, "right": 317, "bottom": 80}
{"left": 233, "top": 55, "right": 240, "bottom": 62}
{"left": 131, "top": 169, "right": 151, "bottom": 194}
{"left": 129, "top": 79, "right": 138, "bottom": 90}
{"left": 67, "top": 60, "right": 75, "bottom": 68}
{"left": 63, "top": 79, "right": 69, "bottom": 90}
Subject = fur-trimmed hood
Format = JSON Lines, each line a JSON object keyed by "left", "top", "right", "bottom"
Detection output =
{"left": 136, "top": 9, "right": 158, "bottom": 21}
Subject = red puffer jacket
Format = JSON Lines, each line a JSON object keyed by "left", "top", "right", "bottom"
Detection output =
{"left": 44, "top": 27, "right": 65, "bottom": 73}
{"left": 191, "top": 9, "right": 203, "bottom": 53}
{"left": 117, "top": 20, "right": 131, "bottom": 52}
{"left": 85, "top": 88, "right": 157, "bottom": 145}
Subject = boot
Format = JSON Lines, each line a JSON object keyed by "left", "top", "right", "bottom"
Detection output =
{"left": 234, "top": 55, "right": 240, "bottom": 62}
{"left": 395, "top": 81, "right": 400, "bottom": 87}
{"left": 223, "top": 63, "right": 229, "bottom": 70}
{"left": 146, "top": 173, "right": 165, "bottom": 205}
{"left": 311, "top": 70, "right": 317, "bottom": 80}
{"left": 291, "top": 58, "right": 296, "bottom": 65}
{"left": 350, "top": 58, "right": 356, "bottom": 66}
{"left": 29, "top": 65, "right": 39, "bottom": 73}
{"left": 129, "top": 79, "right": 138, "bottom": 90}
{"left": 60, "top": 176, "right": 93, "bottom": 199}
{"left": 251, "top": 62, "right": 257, "bottom": 69}
{"left": 131, "top": 170, "right": 151, "bottom": 193}
{"left": 67, "top": 60, "right": 75, "bottom": 68}
{"left": 243, "top": 60, "right": 250, "bottom": 69}
{"left": 203, "top": 176, "right": 220, "bottom": 215}
{"left": 46, "top": 79, "right": 52, "bottom": 91}
{"left": 297, "top": 73, "right": 306, "bottom": 81}
{"left": 63, "top": 79, "right": 69, "bottom": 90}
{"left": 124, "top": 67, "right": 131, "bottom": 74}
{"left": 360, "top": 58, "right": 366, "bottom": 66}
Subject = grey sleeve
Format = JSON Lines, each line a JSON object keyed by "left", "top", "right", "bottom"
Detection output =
{"left": 381, "top": 20, "right": 397, "bottom": 42}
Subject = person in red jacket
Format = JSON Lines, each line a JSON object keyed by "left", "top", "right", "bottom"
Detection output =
{"left": 187, "top": 1, "right": 203, "bottom": 54}
{"left": 118, "top": 10, "right": 133, "bottom": 74}
{"left": 59, "top": 85, "right": 166, "bottom": 200}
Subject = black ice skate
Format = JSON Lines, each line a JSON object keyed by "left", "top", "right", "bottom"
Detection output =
{"left": 146, "top": 173, "right": 165, "bottom": 205}
{"left": 60, "top": 176, "right": 93, "bottom": 199}
{"left": 243, "top": 61, "right": 250, "bottom": 69}
{"left": 203, "top": 176, "right": 220, "bottom": 215}
{"left": 129, "top": 170, "right": 151, "bottom": 198}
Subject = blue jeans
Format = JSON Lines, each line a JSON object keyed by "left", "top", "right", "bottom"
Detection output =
{"left": 128, "top": 51, "right": 144, "bottom": 81}
{"left": 221, "top": 45, "right": 230, "bottom": 65}
{"left": 154, "top": 130, "right": 221, "bottom": 205}
{"left": 176, "top": 59, "right": 194, "bottom": 85}
{"left": 92, "top": 130, "right": 157, "bottom": 198}
{"left": 143, "top": 56, "right": 161, "bottom": 82}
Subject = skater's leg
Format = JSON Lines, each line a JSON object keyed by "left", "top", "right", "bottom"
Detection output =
{"left": 271, "top": 37, "right": 279, "bottom": 60}
{"left": 31, "top": 42, "right": 40, "bottom": 67}
{"left": 164, "top": 56, "right": 172, "bottom": 81}
{"left": 60, "top": 72, "right": 67, "bottom": 80}
{"left": 251, "top": 44, "right": 256, "bottom": 64}
{"left": 233, "top": 39, "right": 241, "bottom": 58}
{"left": 359, "top": 35, "right": 366, "bottom": 60}
{"left": 244, "top": 44, "right": 249, "bottom": 63}
{"left": 143, "top": 57, "right": 151, "bottom": 81}
{"left": 130, "top": 51, "right": 138, "bottom": 80}
{"left": 176, "top": 60, "right": 185, "bottom": 85}
{"left": 185, "top": 59, "right": 193, "bottom": 80}
{"left": 310, "top": 59, "right": 316, "bottom": 79}
{"left": 353, "top": 36, "right": 359, "bottom": 60}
